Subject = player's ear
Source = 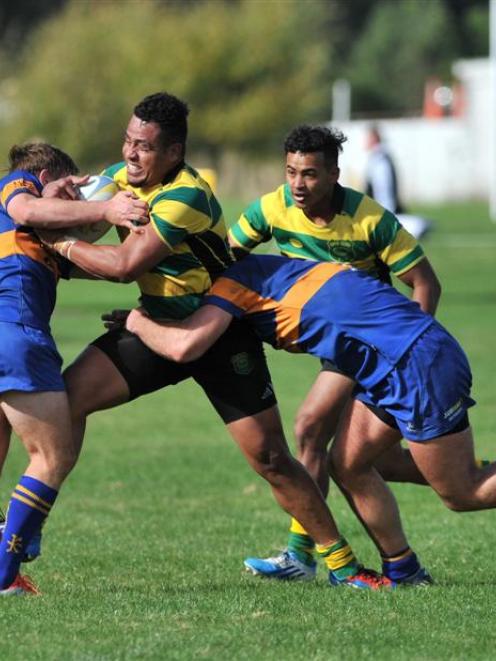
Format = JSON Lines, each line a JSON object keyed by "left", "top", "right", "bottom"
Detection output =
{"left": 167, "top": 142, "right": 183, "bottom": 162}
{"left": 329, "top": 165, "right": 340, "bottom": 184}
{"left": 38, "top": 169, "right": 52, "bottom": 186}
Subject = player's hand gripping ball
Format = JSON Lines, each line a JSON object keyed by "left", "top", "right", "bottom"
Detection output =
{"left": 37, "top": 174, "right": 118, "bottom": 245}
{"left": 68, "top": 174, "right": 118, "bottom": 242}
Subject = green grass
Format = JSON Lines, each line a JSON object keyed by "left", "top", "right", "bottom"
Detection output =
{"left": 1, "top": 201, "right": 496, "bottom": 660}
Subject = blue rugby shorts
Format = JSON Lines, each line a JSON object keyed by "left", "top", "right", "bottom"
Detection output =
{"left": 355, "top": 321, "right": 475, "bottom": 442}
{"left": 0, "top": 321, "right": 64, "bottom": 393}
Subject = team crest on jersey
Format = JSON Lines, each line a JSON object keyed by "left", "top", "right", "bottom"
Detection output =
{"left": 327, "top": 240, "right": 362, "bottom": 262}
{"left": 231, "top": 352, "right": 254, "bottom": 375}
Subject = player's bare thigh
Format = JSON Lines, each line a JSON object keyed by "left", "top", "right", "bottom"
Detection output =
{"left": 0, "top": 407, "right": 11, "bottom": 476}
{"left": 406, "top": 427, "right": 496, "bottom": 508}
{"left": 64, "top": 345, "right": 130, "bottom": 415}
{"left": 331, "top": 399, "right": 403, "bottom": 474}
{"left": 227, "top": 404, "right": 289, "bottom": 469}
{"left": 0, "top": 391, "right": 74, "bottom": 485}
{"left": 295, "top": 370, "right": 354, "bottom": 446}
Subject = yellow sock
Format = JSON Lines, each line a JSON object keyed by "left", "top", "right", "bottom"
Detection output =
{"left": 287, "top": 518, "right": 315, "bottom": 561}
{"left": 289, "top": 518, "right": 308, "bottom": 536}
{"left": 316, "top": 537, "right": 360, "bottom": 578}
{"left": 476, "top": 458, "right": 490, "bottom": 468}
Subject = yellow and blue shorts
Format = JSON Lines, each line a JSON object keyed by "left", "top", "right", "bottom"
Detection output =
{"left": 355, "top": 321, "right": 475, "bottom": 442}
{"left": 0, "top": 321, "right": 64, "bottom": 393}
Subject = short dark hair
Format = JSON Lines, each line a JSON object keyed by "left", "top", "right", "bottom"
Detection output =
{"left": 134, "top": 92, "right": 189, "bottom": 149}
{"left": 284, "top": 125, "right": 347, "bottom": 167}
{"left": 8, "top": 143, "right": 78, "bottom": 177}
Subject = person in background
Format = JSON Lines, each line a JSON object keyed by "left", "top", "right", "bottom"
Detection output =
{"left": 364, "top": 125, "right": 432, "bottom": 240}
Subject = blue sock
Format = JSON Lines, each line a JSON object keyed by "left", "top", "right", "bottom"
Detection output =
{"left": 0, "top": 476, "right": 58, "bottom": 589}
{"left": 382, "top": 547, "right": 420, "bottom": 581}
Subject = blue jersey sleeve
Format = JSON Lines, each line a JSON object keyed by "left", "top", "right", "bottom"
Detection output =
{"left": 203, "top": 294, "right": 244, "bottom": 318}
{"left": 0, "top": 171, "right": 42, "bottom": 213}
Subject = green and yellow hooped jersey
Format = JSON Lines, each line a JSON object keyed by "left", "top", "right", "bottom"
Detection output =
{"left": 103, "top": 161, "right": 233, "bottom": 319}
{"left": 228, "top": 183, "right": 424, "bottom": 279}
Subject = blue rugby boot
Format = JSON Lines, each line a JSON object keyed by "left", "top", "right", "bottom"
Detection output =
{"left": 244, "top": 550, "right": 317, "bottom": 581}
{"left": 382, "top": 548, "right": 433, "bottom": 587}
{"left": 393, "top": 567, "right": 434, "bottom": 587}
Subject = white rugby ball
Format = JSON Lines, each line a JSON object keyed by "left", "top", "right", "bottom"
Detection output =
{"left": 68, "top": 174, "right": 118, "bottom": 242}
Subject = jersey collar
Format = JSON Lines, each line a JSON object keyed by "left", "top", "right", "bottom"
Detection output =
{"left": 330, "top": 183, "right": 345, "bottom": 215}
{"left": 161, "top": 160, "right": 185, "bottom": 186}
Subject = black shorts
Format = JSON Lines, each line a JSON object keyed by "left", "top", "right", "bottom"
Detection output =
{"left": 90, "top": 319, "right": 277, "bottom": 424}
{"left": 320, "top": 358, "right": 347, "bottom": 376}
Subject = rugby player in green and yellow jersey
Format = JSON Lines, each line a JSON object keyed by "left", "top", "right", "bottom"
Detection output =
{"left": 229, "top": 125, "right": 443, "bottom": 580}
{"left": 43, "top": 95, "right": 392, "bottom": 590}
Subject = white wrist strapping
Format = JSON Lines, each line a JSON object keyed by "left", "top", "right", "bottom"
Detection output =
{"left": 55, "top": 238, "right": 77, "bottom": 260}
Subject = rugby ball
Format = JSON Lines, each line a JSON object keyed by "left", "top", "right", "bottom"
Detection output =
{"left": 68, "top": 175, "right": 118, "bottom": 242}
{"left": 37, "top": 175, "right": 118, "bottom": 245}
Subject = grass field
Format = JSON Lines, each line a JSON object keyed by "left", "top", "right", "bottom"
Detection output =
{"left": 1, "top": 201, "right": 496, "bottom": 660}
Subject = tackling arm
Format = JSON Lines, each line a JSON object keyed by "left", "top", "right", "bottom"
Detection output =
{"left": 125, "top": 305, "right": 233, "bottom": 362}
{"left": 397, "top": 257, "right": 441, "bottom": 315}
{"left": 8, "top": 189, "right": 148, "bottom": 232}
{"left": 44, "top": 222, "right": 171, "bottom": 282}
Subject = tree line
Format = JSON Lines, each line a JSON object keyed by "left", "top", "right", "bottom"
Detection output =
{"left": 0, "top": 0, "right": 488, "bottom": 170}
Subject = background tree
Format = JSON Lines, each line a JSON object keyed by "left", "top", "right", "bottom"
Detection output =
{"left": 0, "top": 0, "right": 335, "bottom": 170}
{"left": 337, "top": 0, "right": 488, "bottom": 115}
{"left": 344, "top": 1, "right": 458, "bottom": 115}
{"left": 0, "top": 0, "right": 490, "bottom": 170}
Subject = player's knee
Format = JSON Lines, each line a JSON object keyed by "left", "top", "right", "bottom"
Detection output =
{"left": 55, "top": 446, "right": 79, "bottom": 479}
{"left": 431, "top": 474, "right": 485, "bottom": 511}
{"left": 328, "top": 453, "right": 363, "bottom": 490}
{"left": 28, "top": 443, "right": 78, "bottom": 483}
{"left": 439, "top": 492, "right": 477, "bottom": 512}
{"left": 250, "top": 445, "right": 293, "bottom": 481}
{"left": 64, "top": 379, "right": 93, "bottom": 421}
{"left": 441, "top": 497, "right": 471, "bottom": 512}
{"left": 293, "top": 410, "right": 332, "bottom": 453}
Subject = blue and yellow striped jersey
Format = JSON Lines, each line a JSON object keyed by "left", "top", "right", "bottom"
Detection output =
{"left": 205, "top": 254, "right": 433, "bottom": 390}
{"left": 228, "top": 183, "right": 424, "bottom": 279}
{"left": 103, "top": 161, "right": 233, "bottom": 318}
{"left": 0, "top": 170, "right": 61, "bottom": 331}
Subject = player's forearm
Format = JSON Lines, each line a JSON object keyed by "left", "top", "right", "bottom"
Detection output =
{"left": 58, "top": 241, "right": 133, "bottom": 282}
{"left": 398, "top": 259, "right": 441, "bottom": 316}
{"left": 409, "top": 268, "right": 441, "bottom": 315}
{"left": 127, "top": 305, "right": 231, "bottom": 363}
{"left": 411, "top": 282, "right": 441, "bottom": 316}
{"left": 14, "top": 198, "right": 109, "bottom": 228}
{"left": 130, "top": 316, "right": 207, "bottom": 362}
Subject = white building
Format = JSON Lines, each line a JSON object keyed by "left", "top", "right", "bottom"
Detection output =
{"left": 336, "top": 59, "right": 491, "bottom": 205}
